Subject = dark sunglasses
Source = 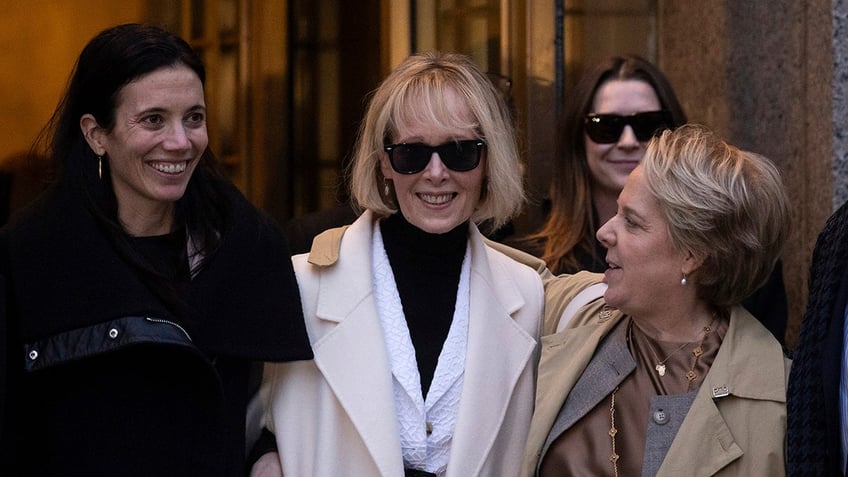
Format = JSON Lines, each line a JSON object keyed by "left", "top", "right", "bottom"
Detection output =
{"left": 584, "top": 110, "right": 672, "bottom": 144}
{"left": 383, "top": 139, "right": 485, "bottom": 174}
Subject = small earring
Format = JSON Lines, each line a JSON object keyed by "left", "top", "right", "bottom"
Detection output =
{"left": 680, "top": 273, "right": 687, "bottom": 286}
{"left": 383, "top": 179, "right": 390, "bottom": 196}
{"left": 98, "top": 155, "right": 103, "bottom": 180}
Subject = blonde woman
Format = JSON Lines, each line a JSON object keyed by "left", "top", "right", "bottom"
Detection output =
{"left": 500, "top": 125, "right": 789, "bottom": 476}
{"left": 254, "top": 52, "right": 543, "bottom": 477}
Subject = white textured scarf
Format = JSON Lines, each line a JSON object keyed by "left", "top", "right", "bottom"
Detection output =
{"left": 372, "top": 219, "right": 471, "bottom": 476}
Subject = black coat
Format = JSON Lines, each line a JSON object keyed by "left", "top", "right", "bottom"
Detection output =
{"left": 787, "top": 200, "right": 848, "bottom": 476}
{"left": 0, "top": 181, "right": 312, "bottom": 476}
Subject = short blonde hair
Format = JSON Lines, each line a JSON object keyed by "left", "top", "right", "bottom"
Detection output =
{"left": 348, "top": 51, "right": 524, "bottom": 230}
{"left": 642, "top": 124, "right": 790, "bottom": 306}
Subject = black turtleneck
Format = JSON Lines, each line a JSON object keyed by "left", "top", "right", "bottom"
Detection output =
{"left": 380, "top": 213, "right": 468, "bottom": 398}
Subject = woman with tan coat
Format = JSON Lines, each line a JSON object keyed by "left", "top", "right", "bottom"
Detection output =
{"left": 498, "top": 124, "right": 790, "bottom": 476}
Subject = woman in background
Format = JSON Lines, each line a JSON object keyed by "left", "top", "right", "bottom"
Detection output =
{"left": 510, "top": 55, "right": 787, "bottom": 342}
{"left": 515, "top": 55, "right": 685, "bottom": 273}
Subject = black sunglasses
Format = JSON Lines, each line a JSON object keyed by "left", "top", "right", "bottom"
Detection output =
{"left": 584, "top": 110, "right": 672, "bottom": 144}
{"left": 383, "top": 139, "right": 485, "bottom": 174}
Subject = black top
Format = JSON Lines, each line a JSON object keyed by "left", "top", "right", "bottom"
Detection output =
{"left": 380, "top": 213, "right": 467, "bottom": 398}
{"left": 128, "top": 229, "right": 190, "bottom": 283}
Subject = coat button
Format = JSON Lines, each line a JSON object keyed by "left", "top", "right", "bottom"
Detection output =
{"left": 28, "top": 350, "right": 38, "bottom": 360}
{"left": 108, "top": 328, "right": 119, "bottom": 339}
{"left": 652, "top": 409, "right": 669, "bottom": 425}
{"left": 426, "top": 422, "right": 433, "bottom": 435}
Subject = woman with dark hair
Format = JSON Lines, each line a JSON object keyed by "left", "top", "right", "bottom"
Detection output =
{"left": 0, "top": 24, "right": 311, "bottom": 476}
{"left": 511, "top": 55, "right": 788, "bottom": 343}
{"left": 516, "top": 55, "right": 686, "bottom": 274}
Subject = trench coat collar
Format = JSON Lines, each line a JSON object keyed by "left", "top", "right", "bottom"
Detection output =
{"left": 306, "top": 211, "right": 537, "bottom": 475}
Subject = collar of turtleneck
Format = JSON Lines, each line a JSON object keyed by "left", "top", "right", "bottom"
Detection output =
{"left": 379, "top": 212, "right": 468, "bottom": 261}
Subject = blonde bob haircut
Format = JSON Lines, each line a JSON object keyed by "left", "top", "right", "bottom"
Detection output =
{"left": 349, "top": 51, "right": 524, "bottom": 231}
{"left": 641, "top": 124, "right": 790, "bottom": 307}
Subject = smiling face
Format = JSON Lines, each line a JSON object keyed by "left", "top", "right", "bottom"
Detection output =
{"left": 596, "top": 165, "right": 688, "bottom": 317}
{"left": 585, "top": 79, "right": 662, "bottom": 197}
{"left": 379, "top": 87, "right": 485, "bottom": 234}
{"left": 82, "top": 65, "right": 207, "bottom": 235}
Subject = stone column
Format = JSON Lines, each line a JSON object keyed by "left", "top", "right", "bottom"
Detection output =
{"left": 834, "top": 0, "right": 848, "bottom": 208}
{"left": 658, "top": 0, "right": 835, "bottom": 347}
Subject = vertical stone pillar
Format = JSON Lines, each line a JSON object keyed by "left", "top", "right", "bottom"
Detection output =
{"left": 834, "top": 0, "right": 848, "bottom": 208}
{"left": 658, "top": 0, "right": 834, "bottom": 347}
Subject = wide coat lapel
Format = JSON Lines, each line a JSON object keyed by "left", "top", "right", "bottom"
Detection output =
{"left": 656, "top": 306, "right": 787, "bottom": 476}
{"left": 541, "top": 319, "right": 633, "bottom": 455}
{"left": 447, "top": 226, "right": 539, "bottom": 475}
{"left": 521, "top": 310, "right": 623, "bottom": 476}
{"left": 307, "top": 212, "right": 405, "bottom": 475}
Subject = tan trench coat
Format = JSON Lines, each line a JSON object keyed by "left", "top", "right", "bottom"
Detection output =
{"left": 485, "top": 243, "right": 789, "bottom": 477}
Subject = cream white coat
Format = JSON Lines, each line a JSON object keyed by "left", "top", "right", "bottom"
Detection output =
{"left": 259, "top": 211, "right": 543, "bottom": 476}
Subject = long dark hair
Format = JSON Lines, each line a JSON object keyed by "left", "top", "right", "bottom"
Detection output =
{"left": 529, "top": 55, "right": 687, "bottom": 274}
{"left": 35, "top": 23, "right": 230, "bottom": 315}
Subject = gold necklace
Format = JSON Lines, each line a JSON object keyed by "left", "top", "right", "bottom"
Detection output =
{"left": 608, "top": 386, "right": 620, "bottom": 477}
{"left": 631, "top": 315, "right": 716, "bottom": 378}
{"left": 685, "top": 316, "right": 716, "bottom": 384}
{"left": 650, "top": 341, "right": 689, "bottom": 377}
{"left": 610, "top": 315, "right": 719, "bottom": 474}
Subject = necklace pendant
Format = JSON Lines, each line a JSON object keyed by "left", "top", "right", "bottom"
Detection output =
{"left": 655, "top": 363, "right": 667, "bottom": 376}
